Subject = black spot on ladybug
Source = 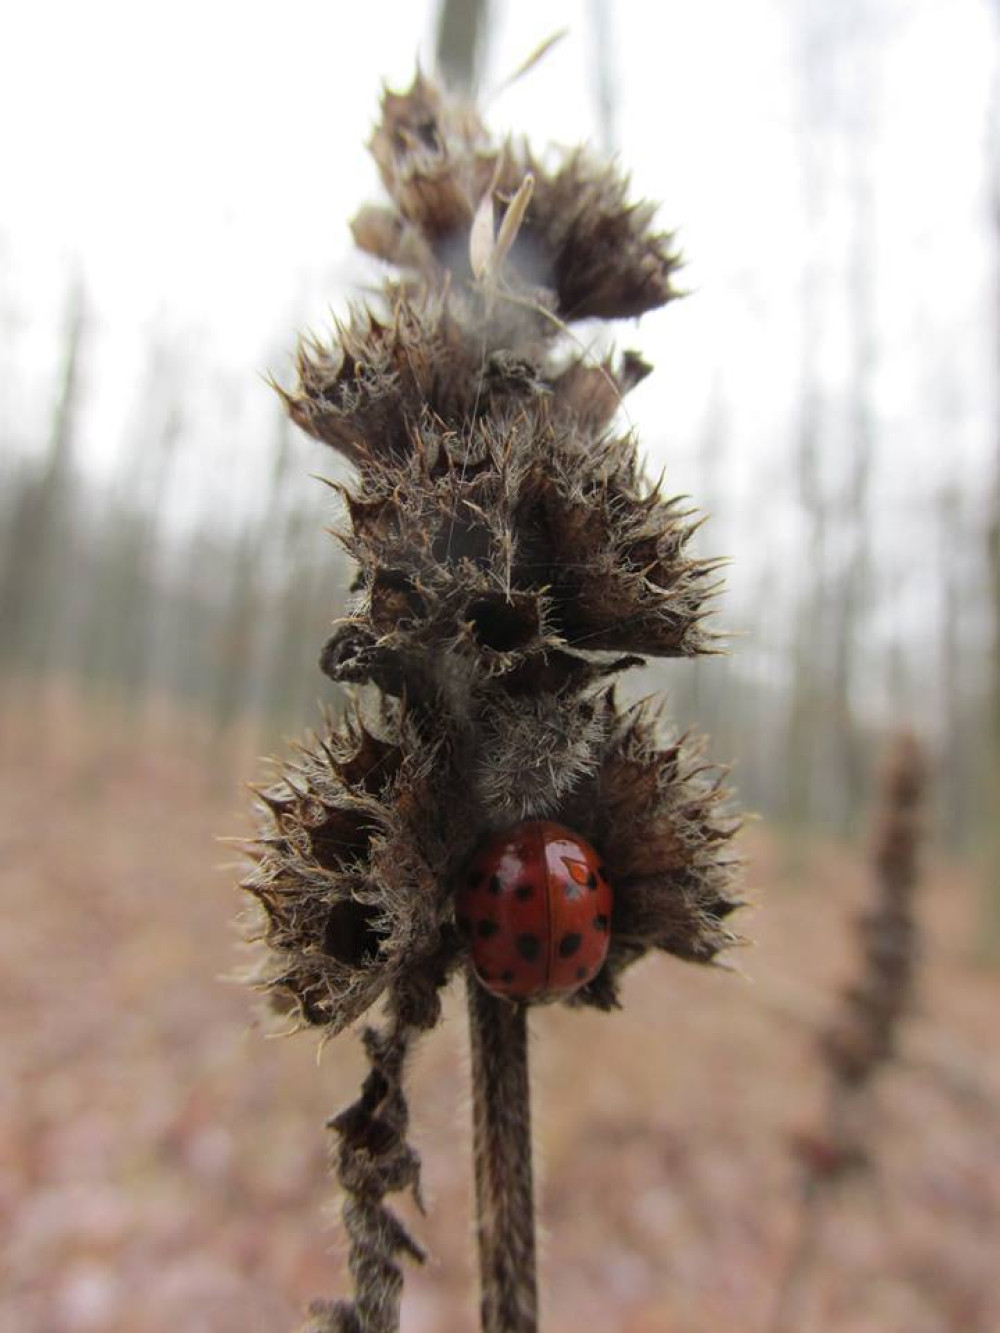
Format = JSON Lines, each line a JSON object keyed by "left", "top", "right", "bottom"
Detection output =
{"left": 515, "top": 882, "right": 534, "bottom": 901}
{"left": 516, "top": 933, "right": 541, "bottom": 962}
{"left": 593, "top": 914, "right": 609, "bottom": 932}
{"left": 477, "top": 918, "right": 499, "bottom": 939}
{"left": 467, "top": 869, "right": 484, "bottom": 888}
{"left": 558, "top": 932, "right": 583, "bottom": 958}
{"left": 488, "top": 874, "right": 503, "bottom": 895}
{"left": 576, "top": 965, "right": 588, "bottom": 980}
{"left": 586, "top": 872, "right": 598, "bottom": 890}
{"left": 501, "top": 970, "right": 515, "bottom": 983}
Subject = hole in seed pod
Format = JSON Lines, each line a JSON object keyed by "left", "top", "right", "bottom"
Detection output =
{"left": 319, "top": 626, "right": 412, "bottom": 698}
{"left": 705, "top": 897, "right": 740, "bottom": 921}
{"left": 370, "top": 569, "right": 426, "bottom": 632}
{"left": 414, "top": 117, "right": 440, "bottom": 151}
{"left": 431, "top": 514, "right": 491, "bottom": 565}
{"left": 290, "top": 987, "right": 329, "bottom": 1027}
{"left": 333, "top": 733, "right": 403, "bottom": 797}
{"left": 309, "top": 807, "right": 377, "bottom": 870}
{"left": 466, "top": 593, "right": 540, "bottom": 653}
{"left": 322, "top": 899, "right": 384, "bottom": 965}
{"left": 319, "top": 623, "right": 376, "bottom": 682}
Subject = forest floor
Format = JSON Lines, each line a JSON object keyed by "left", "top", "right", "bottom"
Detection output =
{"left": 2, "top": 685, "right": 999, "bottom": 1333}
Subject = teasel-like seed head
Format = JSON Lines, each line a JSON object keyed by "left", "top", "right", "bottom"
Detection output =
{"left": 357, "top": 72, "right": 682, "bottom": 319}
{"left": 242, "top": 71, "right": 743, "bottom": 1035}
{"left": 819, "top": 730, "right": 926, "bottom": 1089}
{"left": 785, "top": 732, "right": 926, "bottom": 1205}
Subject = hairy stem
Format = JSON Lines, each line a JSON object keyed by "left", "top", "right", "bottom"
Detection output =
{"left": 467, "top": 974, "right": 538, "bottom": 1333}
{"left": 313, "top": 1018, "right": 425, "bottom": 1333}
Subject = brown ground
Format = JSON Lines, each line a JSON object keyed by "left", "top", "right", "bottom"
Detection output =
{"left": 2, "top": 686, "right": 998, "bottom": 1333}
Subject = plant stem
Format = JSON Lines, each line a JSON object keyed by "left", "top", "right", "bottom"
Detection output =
{"left": 467, "top": 974, "right": 538, "bottom": 1333}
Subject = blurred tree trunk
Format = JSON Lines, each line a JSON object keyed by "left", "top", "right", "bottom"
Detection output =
{"left": 786, "top": 0, "right": 885, "bottom": 838}
{"left": 76, "top": 347, "right": 185, "bottom": 707}
{"left": 212, "top": 404, "right": 299, "bottom": 749}
{"left": 988, "top": 0, "right": 1000, "bottom": 929}
{"left": 0, "top": 278, "right": 87, "bottom": 678}
{"left": 988, "top": 443, "right": 1000, "bottom": 924}
{"left": 435, "top": 0, "right": 491, "bottom": 95}
{"left": 588, "top": 0, "right": 617, "bottom": 155}
{"left": 785, "top": 6, "right": 830, "bottom": 834}
{"left": 936, "top": 482, "right": 965, "bottom": 849}
{"left": 689, "top": 377, "right": 729, "bottom": 732}
{"left": 830, "top": 85, "right": 878, "bottom": 835}
{"left": 210, "top": 530, "right": 260, "bottom": 744}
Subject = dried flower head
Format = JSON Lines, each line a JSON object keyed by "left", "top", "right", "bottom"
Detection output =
{"left": 246, "top": 74, "right": 739, "bottom": 1032}
{"left": 354, "top": 71, "right": 682, "bottom": 320}
{"left": 819, "top": 729, "right": 926, "bottom": 1091}
{"left": 240, "top": 70, "right": 742, "bottom": 1332}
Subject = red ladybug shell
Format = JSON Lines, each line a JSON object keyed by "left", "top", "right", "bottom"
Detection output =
{"left": 457, "top": 821, "right": 612, "bottom": 1000}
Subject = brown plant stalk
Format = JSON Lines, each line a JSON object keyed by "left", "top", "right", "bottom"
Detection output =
{"left": 468, "top": 982, "right": 537, "bottom": 1332}
{"left": 239, "top": 71, "right": 742, "bottom": 1331}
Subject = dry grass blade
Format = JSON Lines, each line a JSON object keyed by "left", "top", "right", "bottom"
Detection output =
{"left": 492, "top": 173, "right": 535, "bottom": 274}
{"left": 489, "top": 29, "right": 569, "bottom": 100}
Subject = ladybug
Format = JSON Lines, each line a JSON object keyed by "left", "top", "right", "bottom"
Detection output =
{"left": 456, "top": 821, "right": 613, "bottom": 1000}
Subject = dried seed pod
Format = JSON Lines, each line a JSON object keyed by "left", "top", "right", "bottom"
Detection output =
{"left": 245, "top": 69, "right": 742, "bottom": 1030}
{"left": 560, "top": 696, "right": 742, "bottom": 1008}
{"left": 508, "top": 148, "right": 683, "bottom": 320}
{"left": 368, "top": 72, "right": 495, "bottom": 248}
{"left": 359, "top": 74, "right": 682, "bottom": 322}
{"left": 243, "top": 706, "right": 464, "bottom": 1034}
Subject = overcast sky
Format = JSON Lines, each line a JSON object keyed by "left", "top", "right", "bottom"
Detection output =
{"left": 0, "top": 0, "right": 995, "bottom": 592}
